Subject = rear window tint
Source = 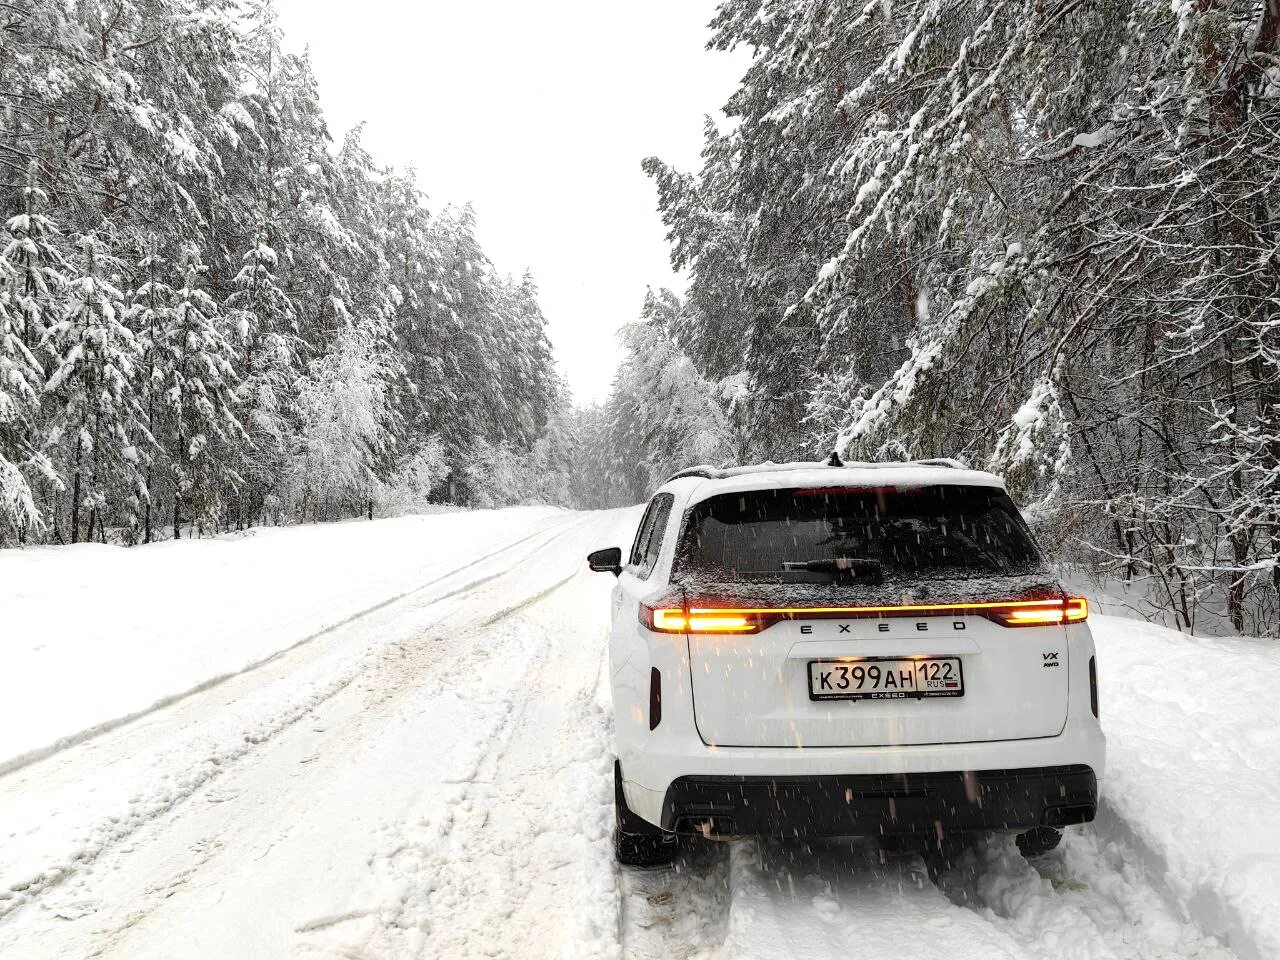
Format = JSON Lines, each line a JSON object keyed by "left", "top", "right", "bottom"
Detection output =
{"left": 673, "top": 484, "right": 1044, "bottom": 584}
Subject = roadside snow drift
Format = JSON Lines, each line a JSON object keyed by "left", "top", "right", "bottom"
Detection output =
{"left": 1092, "top": 616, "right": 1280, "bottom": 960}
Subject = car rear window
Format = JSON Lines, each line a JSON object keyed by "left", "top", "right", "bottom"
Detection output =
{"left": 673, "top": 484, "right": 1045, "bottom": 584}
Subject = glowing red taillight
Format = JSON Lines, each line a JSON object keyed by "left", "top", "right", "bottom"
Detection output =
{"left": 640, "top": 603, "right": 760, "bottom": 634}
{"left": 985, "top": 596, "right": 1088, "bottom": 626}
{"left": 640, "top": 596, "right": 1087, "bottom": 633}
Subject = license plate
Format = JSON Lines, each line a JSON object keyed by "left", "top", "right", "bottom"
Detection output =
{"left": 807, "top": 657, "right": 964, "bottom": 701}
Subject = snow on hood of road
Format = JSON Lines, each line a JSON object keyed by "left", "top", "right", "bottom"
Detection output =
{"left": 1091, "top": 615, "right": 1280, "bottom": 960}
{"left": 0, "top": 507, "right": 564, "bottom": 773}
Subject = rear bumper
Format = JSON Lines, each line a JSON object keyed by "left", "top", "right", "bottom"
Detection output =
{"left": 660, "top": 764, "right": 1097, "bottom": 837}
{"left": 621, "top": 715, "right": 1106, "bottom": 828}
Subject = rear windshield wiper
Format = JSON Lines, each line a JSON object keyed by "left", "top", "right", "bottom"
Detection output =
{"left": 781, "top": 558, "right": 885, "bottom": 585}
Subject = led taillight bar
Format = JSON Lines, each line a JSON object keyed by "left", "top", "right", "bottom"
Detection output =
{"left": 991, "top": 597, "right": 1088, "bottom": 626}
{"left": 643, "top": 606, "right": 758, "bottom": 634}
{"left": 641, "top": 597, "right": 1088, "bottom": 634}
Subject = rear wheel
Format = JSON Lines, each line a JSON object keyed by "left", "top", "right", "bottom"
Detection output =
{"left": 1016, "top": 826, "right": 1063, "bottom": 859}
{"left": 919, "top": 832, "right": 978, "bottom": 883}
{"left": 614, "top": 761, "right": 678, "bottom": 867}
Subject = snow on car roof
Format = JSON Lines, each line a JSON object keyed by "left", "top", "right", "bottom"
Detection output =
{"left": 661, "top": 458, "right": 1006, "bottom": 499}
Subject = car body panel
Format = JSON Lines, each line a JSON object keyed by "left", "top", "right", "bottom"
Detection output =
{"left": 601, "top": 464, "right": 1106, "bottom": 834}
{"left": 686, "top": 614, "right": 1071, "bottom": 747}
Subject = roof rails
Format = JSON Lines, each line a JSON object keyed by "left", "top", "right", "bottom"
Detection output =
{"left": 662, "top": 456, "right": 968, "bottom": 485}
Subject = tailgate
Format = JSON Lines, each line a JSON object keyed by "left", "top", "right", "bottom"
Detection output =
{"left": 688, "top": 612, "right": 1069, "bottom": 748}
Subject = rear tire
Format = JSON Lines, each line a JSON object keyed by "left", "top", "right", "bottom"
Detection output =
{"left": 920, "top": 832, "right": 977, "bottom": 883}
{"left": 1016, "top": 826, "right": 1063, "bottom": 859}
{"left": 614, "top": 760, "right": 678, "bottom": 867}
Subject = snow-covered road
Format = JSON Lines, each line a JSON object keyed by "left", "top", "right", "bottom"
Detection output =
{"left": 0, "top": 509, "right": 628, "bottom": 958}
{"left": 0, "top": 509, "right": 1273, "bottom": 959}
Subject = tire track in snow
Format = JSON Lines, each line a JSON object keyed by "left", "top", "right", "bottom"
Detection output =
{"left": 0, "top": 514, "right": 599, "bottom": 924}
{"left": 1087, "top": 800, "right": 1264, "bottom": 960}
{"left": 936, "top": 821, "right": 1240, "bottom": 960}
{"left": 621, "top": 837, "right": 1032, "bottom": 960}
{"left": 617, "top": 821, "right": 1243, "bottom": 960}
{"left": 0, "top": 513, "right": 579, "bottom": 781}
{"left": 286, "top": 559, "right": 624, "bottom": 959}
{"left": 618, "top": 840, "right": 732, "bottom": 959}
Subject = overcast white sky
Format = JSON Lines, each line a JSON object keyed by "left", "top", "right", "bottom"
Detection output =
{"left": 272, "top": 0, "right": 748, "bottom": 406}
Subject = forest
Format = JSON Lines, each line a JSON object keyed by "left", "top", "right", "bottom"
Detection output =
{"left": 2, "top": 0, "right": 1277, "bottom": 635}
{"left": 0, "top": 0, "right": 578, "bottom": 548}
{"left": 589, "top": 0, "right": 1280, "bottom": 635}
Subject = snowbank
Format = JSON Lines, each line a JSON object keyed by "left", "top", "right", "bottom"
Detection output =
{"left": 0, "top": 507, "right": 564, "bottom": 773}
{"left": 1092, "top": 615, "right": 1280, "bottom": 960}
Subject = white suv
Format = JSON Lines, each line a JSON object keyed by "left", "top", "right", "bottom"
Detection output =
{"left": 588, "top": 458, "right": 1105, "bottom": 870}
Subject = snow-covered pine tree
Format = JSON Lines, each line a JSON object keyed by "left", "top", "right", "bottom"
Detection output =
{"left": 605, "top": 290, "right": 734, "bottom": 496}
{"left": 520, "top": 381, "right": 579, "bottom": 509}
{"left": 566, "top": 403, "right": 617, "bottom": 510}
{"left": 224, "top": 232, "right": 299, "bottom": 524}
{"left": 2, "top": 173, "right": 71, "bottom": 354}
{"left": 0, "top": 174, "right": 69, "bottom": 541}
{"left": 163, "top": 251, "right": 244, "bottom": 538}
{"left": 0, "top": 254, "right": 49, "bottom": 543}
{"left": 644, "top": 138, "right": 820, "bottom": 463}
{"left": 125, "top": 239, "right": 179, "bottom": 543}
{"left": 420, "top": 206, "right": 548, "bottom": 501}
{"left": 1056, "top": 0, "right": 1280, "bottom": 632}
{"left": 379, "top": 169, "right": 446, "bottom": 480}
{"left": 43, "top": 237, "right": 145, "bottom": 543}
{"left": 233, "top": 0, "right": 341, "bottom": 348}
{"left": 497, "top": 271, "right": 557, "bottom": 447}
{"left": 324, "top": 127, "right": 407, "bottom": 515}
{"left": 224, "top": 2, "right": 349, "bottom": 520}
{"left": 431, "top": 205, "right": 500, "bottom": 474}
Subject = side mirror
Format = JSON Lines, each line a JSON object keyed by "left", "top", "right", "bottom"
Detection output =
{"left": 587, "top": 547, "right": 623, "bottom": 576}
